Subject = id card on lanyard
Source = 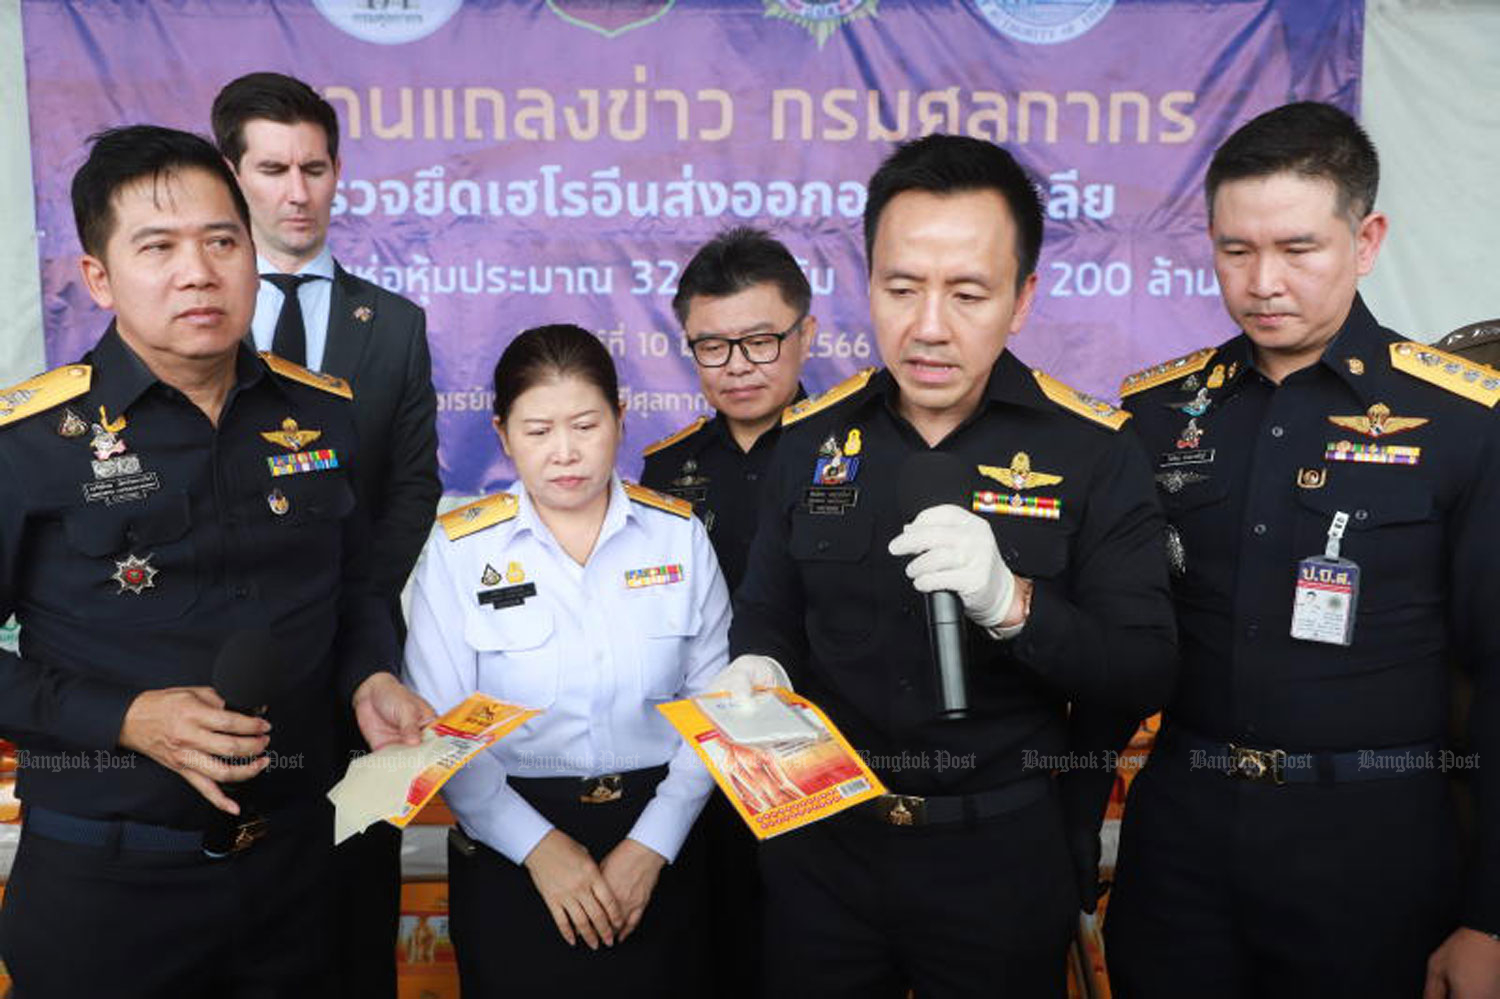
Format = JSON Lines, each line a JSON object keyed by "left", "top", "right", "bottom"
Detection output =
{"left": 1290, "top": 510, "right": 1360, "bottom": 646}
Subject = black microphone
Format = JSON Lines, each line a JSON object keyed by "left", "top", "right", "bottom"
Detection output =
{"left": 203, "top": 628, "right": 277, "bottom": 857}
{"left": 896, "top": 451, "right": 974, "bottom": 721}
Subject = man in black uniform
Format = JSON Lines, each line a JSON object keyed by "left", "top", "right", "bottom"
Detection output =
{"left": 639, "top": 228, "right": 814, "bottom": 999}
{"left": 717, "top": 135, "right": 1177, "bottom": 997}
{"left": 0, "top": 125, "right": 432, "bottom": 997}
{"left": 640, "top": 227, "right": 813, "bottom": 592}
{"left": 1106, "top": 102, "right": 1500, "bottom": 998}
{"left": 213, "top": 71, "right": 441, "bottom": 999}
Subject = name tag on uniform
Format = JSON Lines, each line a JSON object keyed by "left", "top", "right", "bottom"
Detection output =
{"left": 1290, "top": 512, "right": 1360, "bottom": 646}
{"left": 478, "top": 583, "right": 536, "bottom": 609}
{"left": 803, "top": 485, "right": 858, "bottom": 515}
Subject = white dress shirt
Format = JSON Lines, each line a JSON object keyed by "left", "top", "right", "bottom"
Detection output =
{"left": 251, "top": 246, "right": 337, "bottom": 371}
{"left": 403, "top": 475, "right": 730, "bottom": 865}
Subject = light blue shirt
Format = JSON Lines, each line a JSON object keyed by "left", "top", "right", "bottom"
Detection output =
{"left": 403, "top": 475, "right": 730, "bottom": 865}
{"left": 251, "top": 246, "right": 336, "bottom": 371}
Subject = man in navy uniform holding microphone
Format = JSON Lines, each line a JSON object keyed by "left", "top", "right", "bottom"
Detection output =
{"left": 715, "top": 134, "right": 1177, "bottom": 997}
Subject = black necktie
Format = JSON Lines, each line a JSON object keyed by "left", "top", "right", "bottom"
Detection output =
{"left": 262, "top": 273, "right": 316, "bottom": 366}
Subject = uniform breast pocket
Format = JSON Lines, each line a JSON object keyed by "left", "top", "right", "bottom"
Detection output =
{"left": 629, "top": 587, "right": 702, "bottom": 701}
{"left": 789, "top": 513, "right": 877, "bottom": 641}
{"left": 255, "top": 471, "right": 357, "bottom": 605}
{"left": 60, "top": 491, "right": 198, "bottom": 622}
{"left": 1294, "top": 479, "right": 1439, "bottom": 612}
{"left": 995, "top": 527, "right": 1070, "bottom": 582}
{"left": 465, "top": 606, "right": 559, "bottom": 710}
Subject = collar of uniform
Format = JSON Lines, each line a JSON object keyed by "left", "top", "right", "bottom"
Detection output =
{"left": 509, "top": 473, "right": 633, "bottom": 548}
{"left": 1313, "top": 294, "right": 1385, "bottom": 406}
{"left": 709, "top": 382, "right": 808, "bottom": 455}
{"left": 88, "top": 323, "right": 267, "bottom": 417}
{"left": 86, "top": 323, "right": 159, "bottom": 418}
{"left": 870, "top": 352, "right": 1049, "bottom": 437}
{"left": 256, "top": 244, "right": 335, "bottom": 282}
{"left": 1204, "top": 335, "right": 1257, "bottom": 405}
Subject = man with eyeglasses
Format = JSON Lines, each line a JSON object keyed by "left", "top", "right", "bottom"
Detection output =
{"left": 639, "top": 228, "right": 814, "bottom": 999}
{"left": 641, "top": 227, "right": 814, "bottom": 594}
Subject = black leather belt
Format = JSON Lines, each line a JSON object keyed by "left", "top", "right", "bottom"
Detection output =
{"left": 1164, "top": 728, "right": 1443, "bottom": 786}
{"left": 859, "top": 775, "right": 1049, "bottom": 828}
{"left": 26, "top": 805, "right": 275, "bottom": 857}
{"left": 509, "top": 764, "right": 669, "bottom": 805}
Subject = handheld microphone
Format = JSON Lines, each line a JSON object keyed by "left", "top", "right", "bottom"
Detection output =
{"left": 896, "top": 451, "right": 975, "bottom": 721}
{"left": 203, "top": 628, "right": 277, "bottom": 857}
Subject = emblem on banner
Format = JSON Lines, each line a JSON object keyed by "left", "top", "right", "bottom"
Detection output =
{"left": 764, "top": 0, "right": 878, "bottom": 48}
{"left": 971, "top": 0, "right": 1114, "bottom": 45}
{"left": 311, "top": 0, "right": 461, "bottom": 45}
{"left": 546, "top": 1, "right": 675, "bottom": 38}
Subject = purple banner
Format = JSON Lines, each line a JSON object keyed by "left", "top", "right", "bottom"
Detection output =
{"left": 22, "top": 0, "right": 1363, "bottom": 493}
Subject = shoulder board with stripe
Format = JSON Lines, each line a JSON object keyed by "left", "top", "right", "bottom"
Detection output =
{"left": 781, "top": 367, "right": 875, "bottom": 427}
{"left": 0, "top": 364, "right": 91, "bottom": 428}
{"left": 1389, "top": 341, "right": 1500, "bottom": 408}
{"left": 1119, "top": 347, "right": 1216, "bottom": 398}
{"left": 439, "top": 493, "right": 519, "bottom": 540}
{"left": 641, "top": 415, "right": 707, "bottom": 457}
{"left": 1032, "top": 369, "right": 1130, "bottom": 431}
{"left": 624, "top": 481, "right": 693, "bottom": 518}
{"left": 260, "top": 352, "right": 353, "bottom": 399}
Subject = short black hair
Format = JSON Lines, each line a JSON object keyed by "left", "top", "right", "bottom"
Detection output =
{"left": 863, "top": 134, "right": 1044, "bottom": 291}
{"left": 492, "top": 324, "right": 620, "bottom": 423}
{"left": 212, "top": 71, "right": 340, "bottom": 167}
{"left": 71, "top": 125, "right": 251, "bottom": 260}
{"left": 671, "top": 227, "right": 812, "bottom": 327}
{"left": 1206, "top": 101, "right": 1379, "bottom": 223}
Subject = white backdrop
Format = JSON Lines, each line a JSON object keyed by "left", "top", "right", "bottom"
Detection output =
{"left": 0, "top": 0, "right": 1495, "bottom": 389}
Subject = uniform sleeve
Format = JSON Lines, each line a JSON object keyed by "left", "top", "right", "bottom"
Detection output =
{"left": 1450, "top": 415, "right": 1500, "bottom": 934}
{"left": 628, "top": 517, "right": 729, "bottom": 862}
{"left": 1008, "top": 431, "right": 1178, "bottom": 717}
{"left": 402, "top": 529, "right": 554, "bottom": 865}
{"left": 367, "top": 308, "right": 441, "bottom": 605}
{"left": 728, "top": 439, "right": 810, "bottom": 673}
{"left": 0, "top": 441, "right": 140, "bottom": 751}
{"left": 334, "top": 404, "right": 400, "bottom": 706}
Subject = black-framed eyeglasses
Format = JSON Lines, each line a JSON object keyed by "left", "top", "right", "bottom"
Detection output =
{"left": 688, "top": 316, "right": 804, "bottom": 368}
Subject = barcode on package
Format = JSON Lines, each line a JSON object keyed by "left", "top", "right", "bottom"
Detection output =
{"left": 837, "top": 778, "right": 871, "bottom": 798}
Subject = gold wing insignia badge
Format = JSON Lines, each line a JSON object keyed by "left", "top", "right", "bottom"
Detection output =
{"left": 978, "top": 453, "right": 1064, "bottom": 491}
{"left": 1326, "top": 402, "right": 1428, "bottom": 439}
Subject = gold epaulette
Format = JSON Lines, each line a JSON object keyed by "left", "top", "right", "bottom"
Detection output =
{"left": 1032, "top": 370, "right": 1130, "bottom": 431}
{"left": 624, "top": 481, "right": 692, "bottom": 519}
{"left": 1119, "top": 348, "right": 1216, "bottom": 398}
{"left": 781, "top": 368, "right": 875, "bottom": 427}
{"left": 641, "top": 416, "right": 707, "bottom": 457}
{"left": 439, "top": 493, "right": 519, "bottom": 541}
{"left": 0, "top": 364, "right": 91, "bottom": 428}
{"left": 260, "top": 352, "right": 353, "bottom": 400}
{"left": 1390, "top": 341, "right": 1500, "bottom": 408}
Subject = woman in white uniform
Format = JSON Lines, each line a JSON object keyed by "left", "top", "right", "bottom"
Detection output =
{"left": 403, "top": 324, "right": 728, "bottom": 996}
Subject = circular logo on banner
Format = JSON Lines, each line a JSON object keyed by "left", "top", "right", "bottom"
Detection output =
{"left": 971, "top": 0, "right": 1114, "bottom": 45}
{"left": 312, "top": 0, "right": 463, "bottom": 46}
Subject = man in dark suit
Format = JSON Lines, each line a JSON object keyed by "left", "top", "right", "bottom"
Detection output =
{"left": 212, "top": 72, "right": 441, "bottom": 999}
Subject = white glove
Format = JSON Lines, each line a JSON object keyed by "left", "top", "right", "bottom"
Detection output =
{"left": 887, "top": 504, "right": 1017, "bottom": 630}
{"left": 706, "top": 655, "right": 791, "bottom": 706}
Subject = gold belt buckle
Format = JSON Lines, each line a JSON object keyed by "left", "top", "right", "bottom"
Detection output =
{"left": 875, "top": 794, "right": 926, "bottom": 826}
{"left": 579, "top": 774, "right": 624, "bottom": 804}
{"left": 1227, "top": 744, "right": 1287, "bottom": 786}
{"left": 230, "top": 816, "right": 269, "bottom": 853}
